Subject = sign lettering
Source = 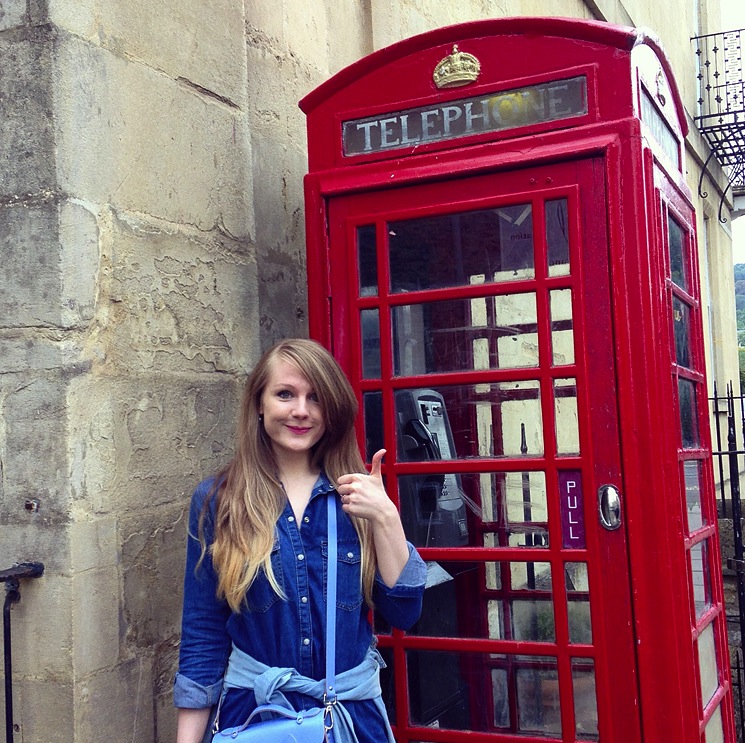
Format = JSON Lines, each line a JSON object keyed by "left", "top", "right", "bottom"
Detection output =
{"left": 343, "top": 76, "right": 587, "bottom": 156}
{"left": 559, "top": 470, "right": 586, "bottom": 549}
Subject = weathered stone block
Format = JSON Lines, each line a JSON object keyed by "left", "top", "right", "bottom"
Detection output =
{"left": 1, "top": 375, "right": 73, "bottom": 523}
{"left": 11, "top": 678, "right": 75, "bottom": 743}
{"left": 0, "top": 30, "right": 56, "bottom": 197}
{"left": 0, "top": 523, "right": 71, "bottom": 573}
{"left": 87, "top": 211, "right": 258, "bottom": 375}
{"left": 54, "top": 33, "right": 254, "bottom": 239}
{"left": 66, "top": 375, "right": 241, "bottom": 514}
{"left": 121, "top": 502, "right": 187, "bottom": 648}
{"left": 0, "top": 0, "right": 27, "bottom": 30}
{"left": 72, "top": 565, "right": 122, "bottom": 675}
{"left": 70, "top": 517, "right": 118, "bottom": 572}
{"left": 74, "top": 657, "right": 154, "bottom": 743}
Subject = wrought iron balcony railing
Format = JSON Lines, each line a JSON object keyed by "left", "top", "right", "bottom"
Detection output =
{"left": 691, "top": 28, "right": 745, "bottom": 219}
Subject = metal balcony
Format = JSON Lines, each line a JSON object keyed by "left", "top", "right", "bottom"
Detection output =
{"left": 691, "top": 28, "right": 745, "bottom": 219}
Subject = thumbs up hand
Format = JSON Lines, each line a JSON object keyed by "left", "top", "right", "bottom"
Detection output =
{"left": 336, "top": 449, "right": 397, "bottom": 526}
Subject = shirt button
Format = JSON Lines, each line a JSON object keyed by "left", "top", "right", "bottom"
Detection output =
{"left": 303, "top": 516, "right": 310, "bottom": 523}
{"left": 347, "top": 552, "right": 354, "bottom": 559}
{"left": 301, "top": 596, "right": 308, "bottom": 603}
{"left": 288, "top": 516, "right": 295, "bottom": 522}
{"left": 303, "top": 638, "right": 310, "bottom": 646}
{"left": 298, "top": 554, "right": 305, "bottom": 561}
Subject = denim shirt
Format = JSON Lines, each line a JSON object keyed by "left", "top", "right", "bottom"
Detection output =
{"left": 174, "top": 473, "right": 426, "bottom": 741}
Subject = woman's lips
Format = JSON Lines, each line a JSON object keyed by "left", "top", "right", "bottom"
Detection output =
{"left": 287, "top": 425, "right": 312, "bottom": 435}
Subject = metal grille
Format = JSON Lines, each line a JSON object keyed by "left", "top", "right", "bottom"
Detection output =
{"left": 692, "top": 29, "right": 745, "bottom": 192}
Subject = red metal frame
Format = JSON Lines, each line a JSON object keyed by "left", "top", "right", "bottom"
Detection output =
{"left": 301, "top": 16, "right": 735, "bottom": 743}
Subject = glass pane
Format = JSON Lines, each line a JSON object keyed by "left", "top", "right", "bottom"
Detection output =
{"left": 572, "top": 658, "right": 599, "bottom": 740}
{"left": 684, "top": 460, "right": 705, "bottom": 532}
{"left": 566, "top": 562, "right": 593, "bottom": 644}
{"left": 363, "top": 391, "right": 383, "bottom": 461}
{"left": 555, "top": 378, "right": 580, "bottom": 455}
{"left": 388, "top": 203, "right": 535, "bottom": 293}
{"left": 516, "top": 657, "right": 561, "bottom": 736}
{"left": 551, "top": 288, "right": 574, "bottom": 365}
{"left": 357, "top": 224, "right": 378, "bottom": 297}
{"left": 546, "top": 198, "right": 570, "bottom": 277}
{"left": 668, "top": 215, "right": 687, "bottom": 290}
{"left": 679, "top": 378, "right": 700, "bottom": 448}
{"left": 395, "top": 383, "right": 543, "bottom": 461}
{"left": 398, "top": 470, "right": 548, "bottom": 549}
{"left": 697, "top": 622, "right": 720, "bottom": 707}
{"left": 391, "top": 293, "right": 538, "bottom": 376}
{"left": 393, "top": 561, "right": 553, "bottom": 641}
{"left": 673, "top": 297, "right": 692, "bottom": 368}
{"left": 378, "top": 645, "right": 398, "bottom": 722}
{"left": 691, "top": 539, "right": 712, "bottom": 618}
{"left": 705, "top": 704, "right": 725, "bottom": 743}
{"left": 361, "top": 308, "right": 380, "bottom": 378}
{"left": 406, "top": 650, "right": 561, "bottom": 734}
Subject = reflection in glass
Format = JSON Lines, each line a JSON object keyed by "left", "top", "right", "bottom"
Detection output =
{"left": 363, "top": 391, "right": 383, "bottom": 461}
{"left": 684, "top": 460, "right": 705, "bottom": 532}
{"left": 555, "top": 378, "right": 580, "bottom": 455}
{"left": 405, "top": 650, "right": 562, "bottom": 735}
{"left": 678, "top": 378, "right": 700, "bottom": 448}
{"left": 668, "top": 215, "right": 687, "bottom": 290}
{"left": 551, "top": 289, "right": 575, "bottom": 365}
{"left": 673, "top": 297, "right": 691, "bottom": 368}
{"left": 566, "top": 563, "right": 593, "bottom": 644}
{"left": 691, "top": 540, "right": 712, "bottom": 618}
{"left": 388, "top": 203, "right": 535, "bottom": 293}
{"left": 361, "top": 309, "right": 380, "bottom": 378}
{"left": 378, "top": 645, "right": 397, "bottom": 723}
{"left": 546, "top": 198, "right": 570, "bottom": 277}
{"left": 395, "top": 382, "right": 543, "bottom": 461}
{"left": 391, "top": 293, "right": 538, "bottom": 376}
{"left": 516, "top": 657, "right": 561, "bottom": 736}
{"left": 705, "top": 704, "right": 725, "bottom": 743}
{"left": 572, "top": 659, "right": 599, "bottom": 740}
{"left": 357, "top": 224, "right": 378, "bottom": 297}
{"left": 697, "top": 622, "right": 719, "bottom": 707}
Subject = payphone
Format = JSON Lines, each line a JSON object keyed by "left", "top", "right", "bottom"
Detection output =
{"left": 302, "top": 16, "right": 735, "bottom": 743}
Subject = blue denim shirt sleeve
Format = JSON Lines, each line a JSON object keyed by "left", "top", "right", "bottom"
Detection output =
{"left": 174, "top": 479, "right": 232, "bottom": 709}
{"left": 372, "top": 542, "right": 426, "bottom": 631}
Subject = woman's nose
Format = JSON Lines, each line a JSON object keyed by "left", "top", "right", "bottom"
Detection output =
{"left": 292, "top": 397, "right": 309, "bottom": 417}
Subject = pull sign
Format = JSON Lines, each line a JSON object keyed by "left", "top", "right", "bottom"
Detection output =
{"left": 559, "top": 471, "right": 586, "bottom": 549}
{"left": 598, "top": 484, "right": 622, "bottom": 530}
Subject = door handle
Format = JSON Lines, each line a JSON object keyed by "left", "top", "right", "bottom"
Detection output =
{"left": 598, "top": 485, "right": 622, "bottom": 530}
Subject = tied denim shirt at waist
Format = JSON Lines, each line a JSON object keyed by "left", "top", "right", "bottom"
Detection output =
{"left": 215, "top": 643, "right": 395, "bottom": 743}
{"left": 174, "top": 473, "right": 427, "bottom": 743}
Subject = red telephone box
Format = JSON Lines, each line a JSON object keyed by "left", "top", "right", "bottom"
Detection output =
{"left": 300, "top": 17, "right": 735, "bottom": 743}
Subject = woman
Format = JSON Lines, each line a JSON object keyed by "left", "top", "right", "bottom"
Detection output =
{"left": 174, "top": 338, "right": 426, "bottom": 743}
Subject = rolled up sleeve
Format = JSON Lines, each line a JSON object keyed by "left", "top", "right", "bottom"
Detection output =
{"left": 372, "top": 542, "right": 426, "bottom": 630}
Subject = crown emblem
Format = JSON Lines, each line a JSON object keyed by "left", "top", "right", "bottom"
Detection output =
{"left": 433, "top": 45, "right": 481, "bottom": 89}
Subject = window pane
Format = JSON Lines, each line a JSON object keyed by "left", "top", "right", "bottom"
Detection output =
{"left": 668, "top": 214, "right": 687, "bottom": 290}
{"left": 357, "top": 224, "right": 378, "bottom": 296}
{"left": 546, "top": 198, "right": 570, "bottom": 277}
{"left": 361, "top": 308, "right": 380, "bottom": 378}
{"left": 566, "top": 562, "right": 593, "bottom": 644}
{"left": 555, "top": 378, "right": 580, "bottom": 455}
{"left": 673, "top": 297, "right": 692, "bottom": 368}
{"left": 691, "top": 540, "right": 712, "bottom": 618}
{"left": 572, "top": 658, "right": 599, "bottom": 740}
{"left": 363, "top": 391, "right": 383, "bottom": 461}
{"left": 405, "top": 650, "right": 561, "bottom": 735}
{"left": 395, "top": 383, "right": 543, "bottom": 461}
{"left": 391, "top": 293, "right": 539, "bottom": 375}
{"left": 388, "top": 203, "right": 535, "bottom": 293}
{"left": 684, "top": 460, "right": 706, "bottom": 532}
{"left": 697, "top": 622, "right": 720, "bottom": 707}
{"left": 705, "top": 703, "right": 725, "bottom": 743}
{"left": 678, "top": 378, "right": 700, "bottom": 448}
{"left": 551, "top": 288, "right": 574, "bottom": 365}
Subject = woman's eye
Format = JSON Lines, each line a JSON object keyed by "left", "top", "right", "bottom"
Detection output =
{"left": 309, "top": 393, "right": 320, "bottom": 403}
{"left": 277, "top": 390, "right": 292, "bottom": 399}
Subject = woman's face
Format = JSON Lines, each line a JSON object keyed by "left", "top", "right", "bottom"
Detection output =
{"left": 259, "top": 358, "right": 326, "bottom": 464}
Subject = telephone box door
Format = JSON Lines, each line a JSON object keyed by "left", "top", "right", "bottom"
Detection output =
{"left": 326, "top": 156, "right": 641, "bottom": 742}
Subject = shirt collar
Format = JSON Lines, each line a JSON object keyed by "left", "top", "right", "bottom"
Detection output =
{"left": 311, "top": 470, "right": 337, "bottom": 498}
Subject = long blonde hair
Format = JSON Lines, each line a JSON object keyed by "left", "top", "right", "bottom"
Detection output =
{"left": 200, "top": 338, "right": 376, "bottom": 612}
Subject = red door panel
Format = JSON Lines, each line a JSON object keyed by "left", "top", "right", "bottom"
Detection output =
{"left": 327, "top": 158, "right": 641, "bottom": 742}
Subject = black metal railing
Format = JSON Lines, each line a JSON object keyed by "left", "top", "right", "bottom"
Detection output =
{"left": 691, "top": 28, "right": 745, "bottom": 220}
{"left": 1, "top": 563, "right": 44, "bottom": 743}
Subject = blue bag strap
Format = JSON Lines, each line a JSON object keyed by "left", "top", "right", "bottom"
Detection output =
{"left": 325, "top": 495, "right": 337, "bottom": 704}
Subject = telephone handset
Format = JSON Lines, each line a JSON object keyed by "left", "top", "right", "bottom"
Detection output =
{"left": 396, "top": 389, "right": 468, "bottom": 546}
